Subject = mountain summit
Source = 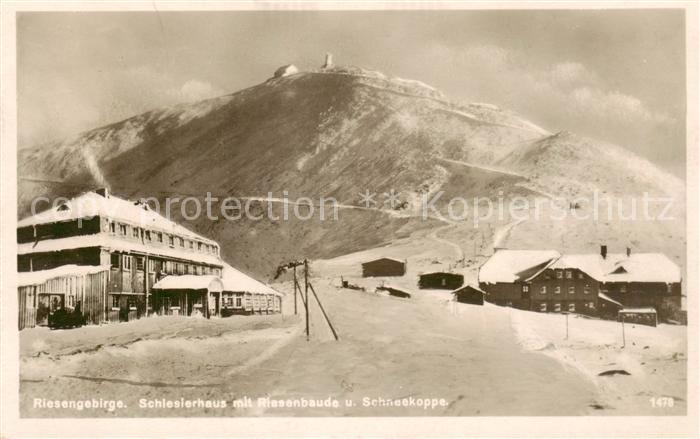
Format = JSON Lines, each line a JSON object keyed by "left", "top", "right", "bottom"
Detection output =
{"left": 18, "top": 63, "right": 685, "bottom": 276}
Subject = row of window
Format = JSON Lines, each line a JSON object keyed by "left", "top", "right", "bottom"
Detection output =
{"left": 543, "top": 270, "right": 584, "bottom": 280}
{"left": 538, "top": 302, "right": 596, "bottom": 312}
{"left": 111, "top": 295, "right": 138, "bottom": 309}
{"left": 109, "top": 253, "right": 221, "bottom": 276}
{"left": 523, "top": 284, "right": 592, "bottom": 294}
{"left": 108, "top": 220, "right": 220, "bottom": 256}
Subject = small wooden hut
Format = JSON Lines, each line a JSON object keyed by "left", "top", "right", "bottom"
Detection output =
{"left": 452, "top": 284, "right": 487, "bottom": 306}
{"left": 361, "top": 257, "right": 406, "bottom": 277}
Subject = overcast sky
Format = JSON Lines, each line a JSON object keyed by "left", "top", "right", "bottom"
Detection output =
{"left": 17, "top": 10, "right": 686, "bottom": 177}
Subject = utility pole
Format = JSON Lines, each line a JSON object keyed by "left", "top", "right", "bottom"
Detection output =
{"left": 565, "top": 312, "right": 569, "bottom": 340}
{"left": 621, "top": 315, "right": 626, "bottom": 348}
{"left": 293, "top": 266, "right": 298, "bottom": 315}
{"left": 304, "top": 259, "right": 310, "bottom": 341}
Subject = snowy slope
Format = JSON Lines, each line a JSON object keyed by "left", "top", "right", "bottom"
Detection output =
{"left": 18, "top": 65, "right": 686, "bottom": 278}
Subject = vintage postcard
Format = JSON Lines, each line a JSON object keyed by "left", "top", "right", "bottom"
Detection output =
{"left": 1, "top": 1, "right": 698, "bottom": 438}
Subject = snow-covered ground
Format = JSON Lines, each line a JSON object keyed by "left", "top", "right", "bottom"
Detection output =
{"left": 505, "top": 307, "right": 687, "bottom": 415}
{"left": 19, "top": 253, "right": 686, "bottom": 417}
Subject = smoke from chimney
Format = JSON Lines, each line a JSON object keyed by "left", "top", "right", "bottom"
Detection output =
{"left": 82, "top": 145, "right": 109, "bottom": 190}
{"left": 600, "top": 245, "right": 607, "bottom": 259}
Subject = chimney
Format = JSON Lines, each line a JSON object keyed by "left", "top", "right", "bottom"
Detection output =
{"left": 323, "top": 53, "right": 333, "bottom": 69}
{"left": 95, "top": 188, "right": 109, "bottom": 198}
{"left": 600, "top": 245, "right": 607, "bottom": 260}
{"left": 626, "top": 247, "right": 631, "bottom": 257}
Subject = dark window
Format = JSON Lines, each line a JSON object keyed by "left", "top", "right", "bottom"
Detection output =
{"left": 197, "top": 242, "right": 203, "bottom": 251}
{"left": 109, "top": 222, "right": 116, "bottom": 234}
{"left": 179, "top": 237, "right": 185, "bottom": 247}
{"left": 112, "top": 295, "right": 119, "bottom": 308}
{"left": 189, "top": 240, "right": 194, "bottom": 249}
{"left": 156, "top": 232, "right": 163, "bottom": 242}
{"left": 111, "top": 253, "right": 120, "bottom": 269}
{"left": 168, "top": 235, "right": 174, "bottom": 246}
{"left": 123, "top": 255, "right": 132, "bottom": 271}
{"left": 119, "top": 224, "right": 127, "bottom": 235}
{"left": 132, "top": 227, "right": 139, "bottom": 238}
{"left": 136, "top": 257, "right": 145, "bottom": 271}
{"left": 145, "top": 230, "right": 152, "bottom": 241}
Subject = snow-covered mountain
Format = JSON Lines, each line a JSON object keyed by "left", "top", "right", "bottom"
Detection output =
{"left": 18, "top": 64, "right": 686, "bottom": 278}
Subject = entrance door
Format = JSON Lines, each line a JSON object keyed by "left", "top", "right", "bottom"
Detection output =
{"left": 163, "top": 296, "right": 171, "bottom": 315}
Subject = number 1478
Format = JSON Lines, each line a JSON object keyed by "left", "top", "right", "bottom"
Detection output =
{"left": 650, "top": 397, "right": 675, "bottom": 408}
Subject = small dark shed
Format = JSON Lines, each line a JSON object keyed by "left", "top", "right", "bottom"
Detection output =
{"left": 377, "top": 285, "right": 411, "bottom": 299}
{"left": 362, "top": 257, "right": 406, "bottom": 277}
{"left": 418, "top": 272, "right": 464, "bottom": 290}
{"left": 452, "top": 285, "right": 486, "bottom": 306}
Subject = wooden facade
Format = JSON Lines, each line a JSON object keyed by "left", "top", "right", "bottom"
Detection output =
{"left": 452, "top": 285, "right": 486, "bottom": 306}
{"left": 524, "top": 267, "right": 601, "bottom": 315}
{"left": 479, "top": 248, "right": 683, "bottom": 322}
{"left": 361, "top": 258, "right": 406, "bottom": 277}
{"left": 418, "top": 272, "right": 464, "bottom": 290}
{"left": 18, "top": 267, "right": 108, "bottom": 330}
{"left": 221, "top": 292, "right": 282, "bottom": 316}
{"left": 618, "top": 308, "right": 658, "bottom": 327}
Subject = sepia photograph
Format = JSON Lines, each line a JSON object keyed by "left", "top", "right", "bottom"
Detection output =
{"left": 1, "top": 1, "right": 698, "bottom": 438}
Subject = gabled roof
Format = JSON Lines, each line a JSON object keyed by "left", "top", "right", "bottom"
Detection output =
{"left": 17, "top": 264, "right": 111, "bottom": 287}
{"left": 419, "top": 271, "right": 464, "bottom": 277}
{"left": 152, "top": 275, "right": 223, "bottom": 291}
{"left": 451, "top": 284, "right": 488, "bottom": 295}
{"left": 221, "top": 262, "right": 282, "bottom": 296}
{"left": 602, "top": 253, "right": 681, "bottom": 283}
{"left": 17, "top": 190, "right": 217, "bottom": 244}
{"left": 362, "top": 257, "right": 405, "bottom": 266}
{"left": 478, "top": 250, "right": 560, "bottom": 284}
{"left": 547, "top": 253, "right": 681, "bottom": 283}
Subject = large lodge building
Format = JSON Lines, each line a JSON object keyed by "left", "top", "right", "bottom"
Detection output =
{"left": 478, "top": 246, "right": 683, "bottom": 322}
{"left": 17, "top": 188, "right": 282, "bottom": 329}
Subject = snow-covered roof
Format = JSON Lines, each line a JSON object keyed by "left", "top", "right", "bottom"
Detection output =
{"left": 479, "top": 250, "right": 560, "bottom": 284}
{"left": 451, "top": 284, "right": 488, "bottom": 295}
{"left": 420, "top": 271, "right": 464, "bottom": 277}
{"left": 221, "top": 262, "right": 282, "bottom": 296}
{"left": 152, "top": 275, "right": 223, "bottom": 291}
{"left": 17, "top": 190, "right": 217, "bottom": 245}
{"left": 17, "top": 234, "right": 223, "bottom": 266}
{"left": 549, "top": 253, "right": 680, "bottom": 283}
{"left": 362, "top": 257, "right": 405, "bottom": 265}
{"left": 620, "top": 307, "right": 657, "bottom": 314}
{"left": 602, "top": 253, "right": 681, "bottom": 283}
{"left": 598, "top": 292, "right": 623, "bottom": 307}
{"left": 17, "top": 264, "right": 111, "bottom": 287}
